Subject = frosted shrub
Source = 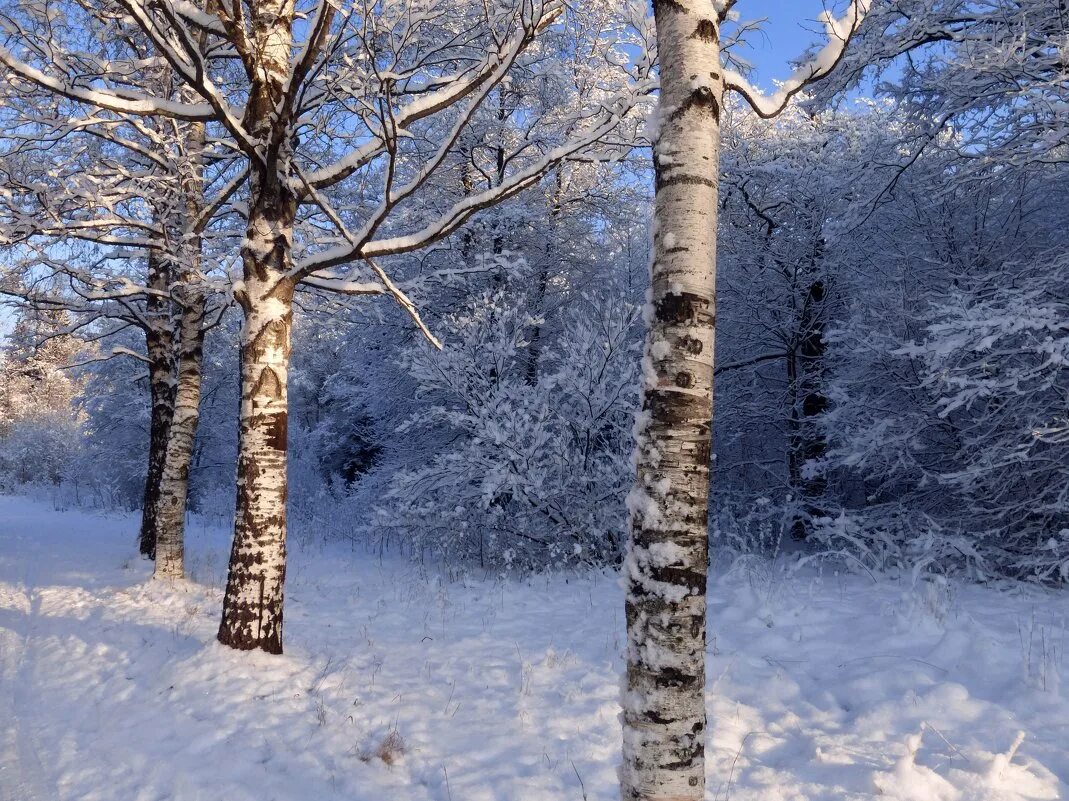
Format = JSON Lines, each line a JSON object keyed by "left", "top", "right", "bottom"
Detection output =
{"left": 0, "top": 307, "right": 86, "bottom": 491}
{"left": 0, "top": 416, "right": 81, "bottom": 489}
{"left": 712, "top": 496, "right": 792, "bottom": 557}
{"left": 375, "top": 264, "right": 640, "bottom": 570}
{"left": 822, "top": 249, "right": 1069, "bottom": 582}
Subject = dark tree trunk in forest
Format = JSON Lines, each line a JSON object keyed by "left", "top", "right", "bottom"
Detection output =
{"left": 138, "top": 250, "right": 176, "bottom": 560}
{"left": 789, "top": 244, "right": 829, "bottom": 540}
{"left": 140, "top": 334, "right": 176, "bottom": 560}
{"left": 524, "top": 264, "right": 550, "bottom": 385}
{"left": 525, "top": 173, "right": 562, "bottom": 386}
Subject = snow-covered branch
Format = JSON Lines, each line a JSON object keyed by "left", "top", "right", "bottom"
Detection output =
{"left": 724, "top": 0, "right": 870, "bottom": 118}
{"left": 302, "top": 0, "right": 564, "bottom": 192}
{"left": 0, "top": 44, "right": 215, "bottom": 121}
{"left": 294, "top": 76, "right": 652, "bottom": 275}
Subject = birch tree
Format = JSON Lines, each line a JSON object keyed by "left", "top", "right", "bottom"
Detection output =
{"left": 621, "top": 2, "right": 869, "bottom": 798}
{"left": 0, "top": 128, "right": 181, "bottom": 543}
{"left": 0, "top": 66, "right": 233, "bottom": 576}
{"left": 151, "top": 104, "right": 214, "bottom": 580}
{"left": 0, "top": 0, "right": 651, "bottom": 652}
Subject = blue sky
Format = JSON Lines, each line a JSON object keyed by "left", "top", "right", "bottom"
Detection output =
{"left": 730, "top": 0, "right": 837, "bottom": 89}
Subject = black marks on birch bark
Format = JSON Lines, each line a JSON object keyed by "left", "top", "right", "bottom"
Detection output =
{"left": 653, "top": 0, "right": 689, "bottom": 15}
{"left": 643, "top": 390, "right": 710, "bottom": 428}
{"left": 693, "top": 18, "right": 718, "bottom": 42}
{"left": 654, "top": 292, "right": 713, "bottom": 327}
{"left": 655, "top": 172, "right": 719, "bottom": 192}
{"left": 679, "top": 335, "right": 704, "bottom": 355}
{"left": 266, "top": 410, "right": 288, "bottom": 452}
{"left": 671, "top": 86, "right": 720, "bottom": 122}
{"left": 139, "top": 348, "right": 175, "bottom": 560}
{"left": 218, "top": 274, "right": 294, "bottom": 654}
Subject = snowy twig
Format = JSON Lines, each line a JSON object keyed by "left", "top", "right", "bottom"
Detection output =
{"left": 724, "top": 0, "right": 870, "bottom": 118}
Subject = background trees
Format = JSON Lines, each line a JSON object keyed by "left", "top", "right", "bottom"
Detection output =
{"left": 0, "top": 1, "right": 1062, "bottom": 569}
{"left": 0, "top": 2, "right": 1065, "bottom": 800}
{"left": 0, "top": 0, "right": 1064, "bottom": 698}
{"left": 0, "top": 69, "right": 235, "bottom": 572}
{"left": 0, "top": 0, "right": 653, "bottom": 651}
{"left": 1, "top": 0, "right": 1063, "bottom": 590}
{"left": 377, "top": 255, "right": 642, "bottom": 569}
{"left": 0, "top": 307, "right": 84, "bottom": 486}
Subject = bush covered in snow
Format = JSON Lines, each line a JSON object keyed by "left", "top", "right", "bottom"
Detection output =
{"left": 369, "top": 260, "right": 641, "bottom": 569}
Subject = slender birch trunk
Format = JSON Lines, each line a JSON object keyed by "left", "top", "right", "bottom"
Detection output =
{"left": 154, "top": 109, "right": 207, "bottom": 580}
{"left": 622, "top": 2, "right": 722, "bottom": 799}
{"left": 153, "top": 288, "right": 205, "bottom": 578}
{"left": 216, "top": 214, "right": 295, "bottom": 652}
{"left": 215, "top": 0, "right": 299, "bottom": 653}
{"left": 138, "top": 248, "right": 176, "bottom": 560}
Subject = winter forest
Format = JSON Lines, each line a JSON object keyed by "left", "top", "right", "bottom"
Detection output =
{"left": 0, "top": 0, "right": 1067, "bottom": 798}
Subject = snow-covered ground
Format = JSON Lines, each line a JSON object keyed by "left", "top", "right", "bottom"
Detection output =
{"left": 0, "top": 495, "right": 1067, "bottom": 801}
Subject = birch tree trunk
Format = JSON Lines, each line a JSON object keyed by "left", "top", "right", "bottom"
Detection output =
{"left": 154, "top": 112, "right": 207, "bottom": 580}
{"left": 216, "top": 217, "right": 295, "bottom": 652}
{"left": 622, "top": 2, "right": 722, "bottom": 799}
{"left": 138, "top": 248, "right": 176, "bottom": 560}
{"left": 153, "top": 288, "right": 205, "bottom": 579}
{"left": 215, "top": 0, "right": 299, "bottom": 654}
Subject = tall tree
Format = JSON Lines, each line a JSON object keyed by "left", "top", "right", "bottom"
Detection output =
{"left": 0, "top": 0, "right": 651, "bottom": 652}
{"left": 621, "top": 2, "right": 868, "bottom": 798}
{"left": 153, "top": 106, "right": 210, "bottom": 580}
{"left": 0, "top": 70, "right": 233, "bottom": 572}
{"left": 138, "top": 248, "right": 177, "bottom": 560}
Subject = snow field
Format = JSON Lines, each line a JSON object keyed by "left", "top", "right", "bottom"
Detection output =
{"left": 0, "top": 495, "right": 1066, "bottom": 800}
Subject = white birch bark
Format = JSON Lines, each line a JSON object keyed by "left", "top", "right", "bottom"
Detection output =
{"left": 621, "top": 2, "right": 723, "bottom": 799}
{"left": 153, "top": 85, "right": 209, "bottom": 579}
{"left": 216, "top": 0, "right": 299, "bottom": 651}
{"left": 216, "top": 264, "right": 295, "bottom": 652}
{"left": 152, "top": 283, "right": 205, "bottom": 580}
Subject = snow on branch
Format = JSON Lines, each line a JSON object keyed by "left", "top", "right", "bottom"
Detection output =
{"left": 295, "top": 75, "right": 652, "bottom": 276}
{"left": 293, "top": 163, "right": 439, "bottom": 348}
{"left": 300, "top": 276, "right": 383, "bottom": 296}
{"left": 195, "top": 165, "right": 249, "bottom": 234}
{"left": 170, "top": 0, "right": 228, "bottom": 35}
{"left": 724, "top": 0, "right": 870, "bottom": 119}
{"left": 61, "top": 346, "right": 153, "bottom": 370}
{"left": 0, "top": 44, "right": 215, "bottom": 121}
{"left": 112, "top": 0, "right": 260, "bottom": 157}
{"left": 366, "top": 258, "right": 443, "bottom": 350}
{"left": 303, "top": 0, "right": 564, "bottom": 191}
